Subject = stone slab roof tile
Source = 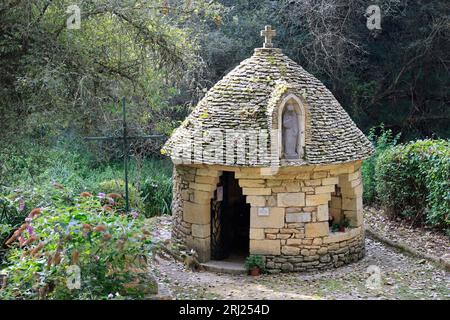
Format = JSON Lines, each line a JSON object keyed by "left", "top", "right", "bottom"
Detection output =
{"left": 163, "top": 48, "right": 374, "bottom": 166}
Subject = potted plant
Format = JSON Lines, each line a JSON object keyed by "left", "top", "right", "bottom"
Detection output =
{"left": 340, "top": 217, "right": 351, "bottom": 232}
{"left": 330, "top": 217, "right": 351, "bottom": 232}
{"left": 331, "top": 222, "right": 340, "bottom": 233}
{"left": 244, "top": 255, "right": 264, "bottom": 276}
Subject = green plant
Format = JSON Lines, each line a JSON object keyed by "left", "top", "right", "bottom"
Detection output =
{"left": 0, "top": 191, "right": 43, "bottom": 257}
{"left": 97, "top": 179, "right": 141, "bottom": 211}
{"left": 141, "top": 177, "right": 172, "bottom": 217}
{"left": 361, "top": 124, "right": 401, "bottom": 204}
{"left": 0, "top": 196, "right": 21, "bottom": 227}
{"left": 375, "top": 139, "right": 449, "bottom": 230}
{"left": 0, "top": 187, "right": 155, "bottom": 300}
{"left": 330, "top": 217, "right": 350, "bottom": 232}
{"left": 0, "top": 137, "right": 173, "bottom": 219}
{"left": 244, "top": 255, "right": 265, "bottom": 271}
{"left": 341, "top": 217, "right": 351, "bottom": 228}
{"left": 331, "top": 223, "right": 340, "bottom": 232}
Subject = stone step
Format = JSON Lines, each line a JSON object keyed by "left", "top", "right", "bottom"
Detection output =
{"left": 201, "top": 260, "right": 247, "bottom": 275}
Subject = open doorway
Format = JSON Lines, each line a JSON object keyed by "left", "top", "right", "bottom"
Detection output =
{"left": 210, "top": 171, "right": 250, "bottom": 261}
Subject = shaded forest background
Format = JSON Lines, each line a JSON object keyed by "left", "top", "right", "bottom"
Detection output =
{"left": 1, "top": 0, "right": 449, "bottom": 182}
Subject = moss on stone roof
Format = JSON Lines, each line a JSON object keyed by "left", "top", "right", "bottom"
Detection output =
{"left": 163, "top": 48, "right": 374, "bottom": 166}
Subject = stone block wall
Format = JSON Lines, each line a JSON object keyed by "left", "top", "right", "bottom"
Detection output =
{"left": 171, "top": 165, "right": 194, "bottom": 242}
{"left": 263, "top": 231, "right": 364, "bottom": 273}
{"left": 171, "top": 160, "right": 365, "bottom": 271}
{"left": 171, "top": 166, "right": 219, "bottom": 261}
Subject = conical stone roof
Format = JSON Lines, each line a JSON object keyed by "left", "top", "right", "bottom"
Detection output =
{"left": 163, "top": 47, "right": 374, "bottom": 167}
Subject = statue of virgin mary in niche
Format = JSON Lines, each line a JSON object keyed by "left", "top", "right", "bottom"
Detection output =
{"left": 282, "top": 104, "right": 299, "bottom": 159}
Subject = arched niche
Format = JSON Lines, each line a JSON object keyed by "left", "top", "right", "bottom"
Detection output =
{"left": 277, "top": 94, "right": 305, "bottom": 160}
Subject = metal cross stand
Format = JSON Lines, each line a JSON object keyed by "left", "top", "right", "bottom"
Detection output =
{"left": 84, "top": 97, "right": 164, "bottom": 213}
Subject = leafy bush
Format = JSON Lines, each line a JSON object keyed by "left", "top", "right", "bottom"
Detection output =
{"left": 0, "top": 196, "right": 23, "bottom": 229}
{"left": 330, "top": 216, "right": 351, "bottom": 232}
{"left": 361, "top": 125, "right": 400, "bottom": 204}
{"left": 375, "top": 139, "right": 450, "bottom": 229}
{"left": 0, "top": 195, "right": 23, "bottom": 264}
{"left": 97, "top": 179, "right": 141, "bottom": 211}
{"left": 0, "top": 187, "right": 155, "bottom": 300}
{"left": 0, "top": 187, "right": 55, "bottom": 263}
{"left": 0, "top": 138, "right": 94, "bottom": 189}
{"left": 141, "top": 177, "right": 172, "bottom": 217}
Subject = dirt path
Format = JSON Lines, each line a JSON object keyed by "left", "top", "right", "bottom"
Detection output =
{"left": 149, "top": 216, "right": 449, "bottom": 300}
{"left": 364, "top": 207, "right": 449, "bottom": 260}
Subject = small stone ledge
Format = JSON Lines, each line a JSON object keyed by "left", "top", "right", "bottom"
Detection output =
{"left": 323, "top": 226, "right": 362, "bottom": 244}
{"left": 264, "top": 235, "right": 365, "bottom": 273}
{"left": 201, "top": 260, "right": 247, "bottom": 275}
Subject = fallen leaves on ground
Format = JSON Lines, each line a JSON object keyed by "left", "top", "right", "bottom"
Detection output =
{"left": 147, "top": 215, "right": 449, "bottom": 300}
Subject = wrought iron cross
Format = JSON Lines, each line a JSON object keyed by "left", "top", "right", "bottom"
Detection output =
{"left": 84, "top": 97, "right": 164, "bottom": 213}
{"left": 261, "top": 25, "right": 276, "bottom": 48}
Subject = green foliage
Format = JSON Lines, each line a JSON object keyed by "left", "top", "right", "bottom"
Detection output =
{"left": 0, "top": 137, "right": 93, "bottom": 188}
{"left": 321, "top": 1, "right": 450, "bottom": 138}
{"left": 0, "top": 196, "right": 22, "bottom": 227}
{"left": 375, "top": 139, "right": 450, "bottom": 229}
{"left": 0, "top": 0, "right": 224, "bottom": 154}
{"left": 1, "top": 140, "right": 173, "bottom": 218}
{"left": 0, "top": 187, "right": 57, "bottom": 263}
{"left": 0, "top": 196, "right": 23, "bottom": 262}
{"left": 0, "top": 187, "right": 155, "bottom": 300}
{"left": 141, "top": 177, "right": 172, "bottom": 217}
{"left": 1, "top": 0, "right": 449, "bottom": 162}
{"left": 361, "top": 125, "right": 401, "bottom": 204}
{"left": 331, "top": 217, "right": 351, "bottom": 232}
{"left": 0, "top": 222, "right": 13, "bottom": 264}
{"left": 244, "top": 255, "right": 265, "bottom": 271}
{"left": 198, "top": 0, "right": 450, "bottom": 139}
{"left": 97, "top": 179, "right": 141, "bottom": 211}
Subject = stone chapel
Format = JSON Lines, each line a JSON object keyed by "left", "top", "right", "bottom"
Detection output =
{"left": 162, "top": 26, "right": 374, "bottom": 272}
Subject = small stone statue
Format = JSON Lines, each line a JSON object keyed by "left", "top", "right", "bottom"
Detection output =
{"left": 282, "top": 104, "right": 299, "bottom": 159}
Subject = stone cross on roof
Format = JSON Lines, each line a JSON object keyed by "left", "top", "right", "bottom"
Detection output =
{"left": 261, "top": 25, "right": 276, "bottom": 48}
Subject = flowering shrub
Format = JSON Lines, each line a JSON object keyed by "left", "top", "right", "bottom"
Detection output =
{"left": 97, "top": 179, "right": 141, "bottom": 211}
{"left": 0, "top": 188, "right": 155, "bottom": 300}
{"left": 0, "top": 190, "right": 40, "bottom": 263}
